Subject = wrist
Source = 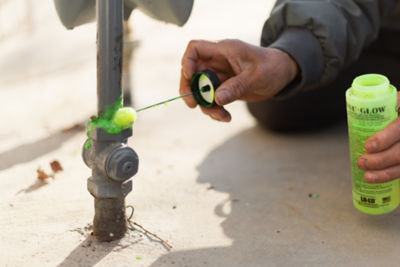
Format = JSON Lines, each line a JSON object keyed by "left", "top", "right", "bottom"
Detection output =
{"left": 268, "top": 28, "right": 324, "bottom": 99}
{"left": 269, "top": 47, "right": 299, "bottom": 87}
{"left": 281, "top": 49, "right": 299, "bottom": 84}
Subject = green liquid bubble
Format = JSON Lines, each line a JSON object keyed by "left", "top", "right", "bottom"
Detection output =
{"left": 346, "top": 74, "right": 399, "bottom": 215}
{"left": 85, "top": 95, "right": 135, "bottom": 150}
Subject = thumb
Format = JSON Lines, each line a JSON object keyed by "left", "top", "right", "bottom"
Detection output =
{"left": 215, "top": 74, "right": 247, "bottom": 106}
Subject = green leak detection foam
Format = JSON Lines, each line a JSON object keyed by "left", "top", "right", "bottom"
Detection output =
{"left": 86, "top": 95, "right": 137, "bottom": 150}
{"left": 113, "top": 107, "right": 137, "bottom": 128}
{"left": 346, "top": 74, "right": 399, "bottom": 215}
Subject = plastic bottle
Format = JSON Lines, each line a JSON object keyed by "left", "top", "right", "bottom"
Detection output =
{"left": 346, "top": 74, "right": 399, "bottom": 215}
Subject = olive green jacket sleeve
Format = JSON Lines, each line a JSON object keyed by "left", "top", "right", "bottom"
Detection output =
{"left": 261, "top": 0, "right": 399, "bottom": 97}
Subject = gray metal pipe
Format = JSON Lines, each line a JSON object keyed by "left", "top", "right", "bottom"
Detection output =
{"left": 97, "top": 0, "right": 123, "bottom": 113}
{"left": 82, "top": 0, "right": 136, "bottom": 242}
{"left": 94, "top": 198, "right": 126, "bottom": 241}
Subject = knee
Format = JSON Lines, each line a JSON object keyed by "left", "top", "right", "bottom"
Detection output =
{"left": 247, "top": 101, "right": 298, "bottom": 132}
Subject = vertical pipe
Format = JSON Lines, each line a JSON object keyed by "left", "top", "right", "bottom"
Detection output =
{"left": 97, "top": 0, "right": 124, "bottom": 114}
{"left": 94, "top": 198, "right": 126, "bottom": 241}
{"left": 93, "top": 0, "right": 127, "bottom": 241}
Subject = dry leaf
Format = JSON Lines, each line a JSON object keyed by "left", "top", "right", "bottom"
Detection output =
{"left": 37, "top": 168, "right": 50, "bottom": 180}
{"left": 50, "top": 160, "right": 63, "bottom": 173}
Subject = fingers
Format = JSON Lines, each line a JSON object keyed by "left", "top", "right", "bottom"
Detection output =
{"left": 180, "top": 40, "right": 220, "bottom": 109}
{"left": 364, "top": 165, "right": 400, "bottom": 183}
{"left": 365, "top": 117, "right": 400, "bottom": 153}
{"left": 215, "top": 73, "right": 247, "bottom": 105}
{"left": 360, "top": 115, "right": 400, "bottom": 183}
{"left": 358, "top": 142, "right": 400, "bottom": 170}
{"left": 179, "top": 68, "right": 197, "bottom": 108}
{"left": 358, "top": 139, "right": 400, "bottom": 184}
{"left": 200, "top": 105, "right": 231, "bottom": 122}
{"left": 181, "top": 40, "right": 219, "bottom": 79}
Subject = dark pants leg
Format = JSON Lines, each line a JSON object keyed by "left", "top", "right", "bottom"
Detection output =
{"left": 247, "top": 29, "right": 400, "bottom": 132}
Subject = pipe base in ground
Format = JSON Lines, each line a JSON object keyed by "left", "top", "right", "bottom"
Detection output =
{"left": 93, "top": 198, "right": 127, "bottom": 241}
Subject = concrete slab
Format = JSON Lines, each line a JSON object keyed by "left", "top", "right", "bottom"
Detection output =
{"left": 1, "top": 1, "right": 400, "bottom": 266}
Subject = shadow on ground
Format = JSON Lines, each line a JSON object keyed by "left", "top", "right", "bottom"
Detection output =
{"left": 0, "top": 123, "right": 84, "bottom": 171}
{"left": 57, "top": 221, "right": 167, "bottom": 266}
{"left": 16, "top": 179, "right": 49, "bottom": 194}
{"left": 151, "top": 123, "right": 400, "bottom": 266}
{"left": 57, "top": 236, "right": 117, "bottom": 267}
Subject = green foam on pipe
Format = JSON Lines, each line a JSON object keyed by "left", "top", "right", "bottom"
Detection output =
{"left": 85, "top": 95, "right": 136, "bottom": 150}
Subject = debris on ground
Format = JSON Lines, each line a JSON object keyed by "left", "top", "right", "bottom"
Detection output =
{"left": 207, "top": 185, "right": 215, "bottom": 190}
{"left": 81, "top": 239, "right": 93, "bottom": 248}
{"left": 37, "top": 167, "right": 53, "bottom": 180}
{"left": 126, "top": 205, "right": 172, "bottom": 250}
{"left": 308, "top": 193, "right": 319, "bottom": 199}
{"left": 70, "top": 224, "right": 93, "bottom": 237}
{"left": 50, "top": 160, "right": 63, "bottom": 173}
{"left": 36, "top": 160, "right": 64, "bottom": 181}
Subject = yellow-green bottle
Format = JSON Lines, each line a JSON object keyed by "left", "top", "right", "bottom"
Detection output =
{"left": 346, "top": 74, "right": 399, "bottom": 215}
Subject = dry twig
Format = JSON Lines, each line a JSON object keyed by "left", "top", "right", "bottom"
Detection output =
{"left": 126, "top": 205, "right": 172, "bottom": 250}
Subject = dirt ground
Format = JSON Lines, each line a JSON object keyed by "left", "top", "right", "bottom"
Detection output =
{"left": 1, "top": 1, "right": 400, "bottom": 266}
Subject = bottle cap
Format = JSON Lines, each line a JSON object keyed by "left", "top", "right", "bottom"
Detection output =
{"left": 351, "top": 74, "right": 390, "bottom": 98}
{"left": 190, "top": 70, "right": 221, "bottom": 107}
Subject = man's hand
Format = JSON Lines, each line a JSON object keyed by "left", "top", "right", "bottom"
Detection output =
{"left": 180, "top": 39, "right": 299, "bottom": 122}
{"left": 357, "top": 115, "right": 400, "bottom": 183}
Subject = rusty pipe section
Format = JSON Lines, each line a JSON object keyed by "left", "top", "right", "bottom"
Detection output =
{"left": 82, "top": 0, "right": 138, "bottom": 242}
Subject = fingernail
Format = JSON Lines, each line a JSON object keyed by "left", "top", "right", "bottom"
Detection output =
{"left": 366, "top": 140, "right": 378, "bottom": 152}
{"left": 221, "top": 113, "right": 231, "bottom": 122}
{"left": 183, "top": 69, "right": 189, "bottom": 80}
{"left": 357, "top": 158, "right": 368, "bottom": 170}
{"left": 216, "top": 89, "right": 232, "bottom": 105}
{"left": 365, "top": 172, "right": 378, "bottom": 183}
{"left": 210, "top": 113, "right": 219, "bottom": 120}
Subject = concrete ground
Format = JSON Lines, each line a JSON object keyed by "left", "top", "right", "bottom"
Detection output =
{"left": 1, "top": 1, "right": 400, "bottom": 266}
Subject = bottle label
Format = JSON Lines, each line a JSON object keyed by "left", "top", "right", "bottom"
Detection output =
{"left": 346, "top": 100, "right": 399, "bottom": 214}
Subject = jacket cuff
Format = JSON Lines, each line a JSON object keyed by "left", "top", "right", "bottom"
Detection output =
{"left": 269, "top": 27, "right": 324, "bottom": 99}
